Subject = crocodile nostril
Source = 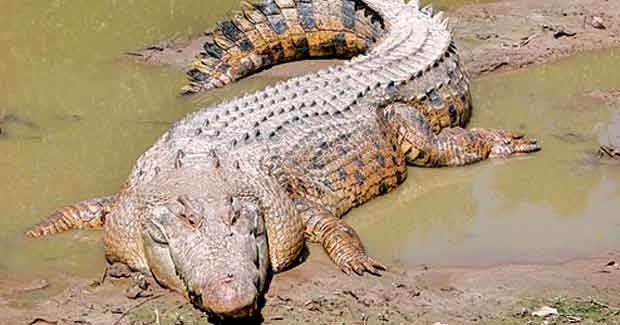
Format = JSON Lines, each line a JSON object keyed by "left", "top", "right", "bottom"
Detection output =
{"left": 224, "top": 273, "right": 234, "bottom": 283}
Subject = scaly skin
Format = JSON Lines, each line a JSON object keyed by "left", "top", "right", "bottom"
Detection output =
{"left": 25, "top": 0, "right": 540, "bottom": 319}
{"left": 183, "top": 0, "right": 383, "bottom": 94}
{"left": 24, "top": 196, "right": 115, "bottom": 238}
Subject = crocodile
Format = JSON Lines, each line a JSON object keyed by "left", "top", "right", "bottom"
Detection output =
{"left": 25, "top": 0, "right": 540, "bottom": 319}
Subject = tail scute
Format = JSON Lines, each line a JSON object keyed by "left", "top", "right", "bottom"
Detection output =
{"left": 183, "top": 0, "right": 387, "bottom": 95}
{"left": 25, "top": 196, "right": 116, "bottom": 239}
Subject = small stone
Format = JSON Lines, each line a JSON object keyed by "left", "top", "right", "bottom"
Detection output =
{"left": 107, "top": 263, "right": 132, "bottom": 278}
{"left": 513, "top": 307, "right": 528, "bottom": 317}
{"left": 591, "top": 16, "right": 606, "bottom": 30}
{"left": 532, "top": 306, "right": 558, "bottom": 317}
{"left": 553, "top": 28, "right": 576, "bottom": 38}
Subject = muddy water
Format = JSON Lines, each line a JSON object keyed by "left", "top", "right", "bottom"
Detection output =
{"left": 349, "top": 48, "right": 620, "bottom": 266}
{"left": 0, "top": 0, "right": 240, "bottom": 287}
{"left": 0, "top": 0, "right": 618, "bottom": 296}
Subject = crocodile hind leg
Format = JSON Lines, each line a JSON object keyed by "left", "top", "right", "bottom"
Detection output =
{"left": 25, "top": 195, "right": 115, "bottom": 238}
{"left": 301, "top": 206, "right": 385, "bottom": 275}
{"left": 384, "top": 103, "right": 540, "bottom": 167}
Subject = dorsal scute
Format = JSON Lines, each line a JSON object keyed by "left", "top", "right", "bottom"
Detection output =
{"left": 420, "top": 4, "right": 433, "bottom": 16}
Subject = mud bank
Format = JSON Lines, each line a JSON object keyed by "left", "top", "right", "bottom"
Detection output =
{"left": 128, "top": 0, "right": 620, "bottom": 79}
{"left": 3, "top": 253, "right": 620, "bottom": 324}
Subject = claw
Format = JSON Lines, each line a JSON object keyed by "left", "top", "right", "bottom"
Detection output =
{"left": 370, "top": 258, "right": 387, "bottom": 271}
{"left": 338, "top": 255, "right": 387, "bottom": 276}
{"left": 361, "top": 261, "right": 382, "bottom": 276}
{"left": 488, "top": 129, "right": 541, "bottom": 158}
{"left": 352, "top": 264, "right": 365, "bottom": 276}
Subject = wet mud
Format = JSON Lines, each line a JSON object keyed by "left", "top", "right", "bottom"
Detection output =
{"left": 3, "top": 254, "right": 620, "bottom": 324}
{"left": 3, "top": 0, "right": 620, "bottom": 324}
{"left": 454, "top": 0, "right": 620, "bottom": 77}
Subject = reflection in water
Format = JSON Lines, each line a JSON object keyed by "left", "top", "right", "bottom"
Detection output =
{"left": 0, "top": 0, "right": 619, "bottom": 294}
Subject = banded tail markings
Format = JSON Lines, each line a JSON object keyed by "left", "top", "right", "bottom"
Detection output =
{"left": 183, "top": 0, "right": 387, "bottom": 95}
{"left": 25, "top": 196, "right": 116, "bottom": 239}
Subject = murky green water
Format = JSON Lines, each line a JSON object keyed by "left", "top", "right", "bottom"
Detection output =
{"left": 0, "top": 0, "right": 243, "bottom": 285}
{"left": 0, "top": 0, "right": 619, "bottom": 294}
{"left": 351, "top": 48, "right": 620, "bottom": 266}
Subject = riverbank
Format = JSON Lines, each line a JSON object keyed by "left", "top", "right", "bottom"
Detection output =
{"left": 3, "top": 253, "right": 620, "bottom": 324}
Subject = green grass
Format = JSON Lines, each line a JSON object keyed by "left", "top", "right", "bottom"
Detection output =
{"left": 491, "top": 297, "right": 620, "bottom": 325}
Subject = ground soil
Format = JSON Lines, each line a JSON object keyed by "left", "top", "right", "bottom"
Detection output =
{"left": 4, "top": 0, "right": 620, "bottom": 324}
{"left": 3, "top": 253, "right": 620, "bottom": 324}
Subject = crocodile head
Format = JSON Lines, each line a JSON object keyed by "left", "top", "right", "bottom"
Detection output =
{"left": 141, "top": 188, "right": 269, "bottom": 319}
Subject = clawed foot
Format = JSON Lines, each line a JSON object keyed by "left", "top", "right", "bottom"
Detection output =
{"left": 482, "top": 129, "right": 541, "bottom": 158}
{"left": 101, "top": 263, "right": 154, "bottom": 299}
{"left": 338, "top": 254, "right": 387, "bottom": 276}
{"left": 124, "top": 273, "right": 154, "bottom": 299}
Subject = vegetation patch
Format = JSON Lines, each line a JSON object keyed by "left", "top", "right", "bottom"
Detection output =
{"left": 497, "top": 297, "right": 620, "bottom": 325}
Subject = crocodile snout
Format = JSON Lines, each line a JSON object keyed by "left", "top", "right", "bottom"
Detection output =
{"left": 200, "top": 275, "right": 259, "bottom": 318}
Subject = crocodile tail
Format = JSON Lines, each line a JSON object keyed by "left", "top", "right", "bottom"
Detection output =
{"left": 25, "top": 195, "right": 116, "bottom": 239}
{"left": 183, "top": 0, "right": 386, "bottom": 95}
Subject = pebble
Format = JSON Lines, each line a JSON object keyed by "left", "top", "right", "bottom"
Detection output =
{"left": 532, "top": 306, "right": 559, "bottom": 317}
{"left": 591, "top": 16, "right": 606, "bottom": 30}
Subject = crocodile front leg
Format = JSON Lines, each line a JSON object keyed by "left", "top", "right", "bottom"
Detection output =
{"left": 301, "top": 205, "right": 385, "bottom": 275}
{"left": 385, "top": 103, "right": 540, "bottom": 167}
{"left": 25, "top": 195, "right": 116, "bottom": 238}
